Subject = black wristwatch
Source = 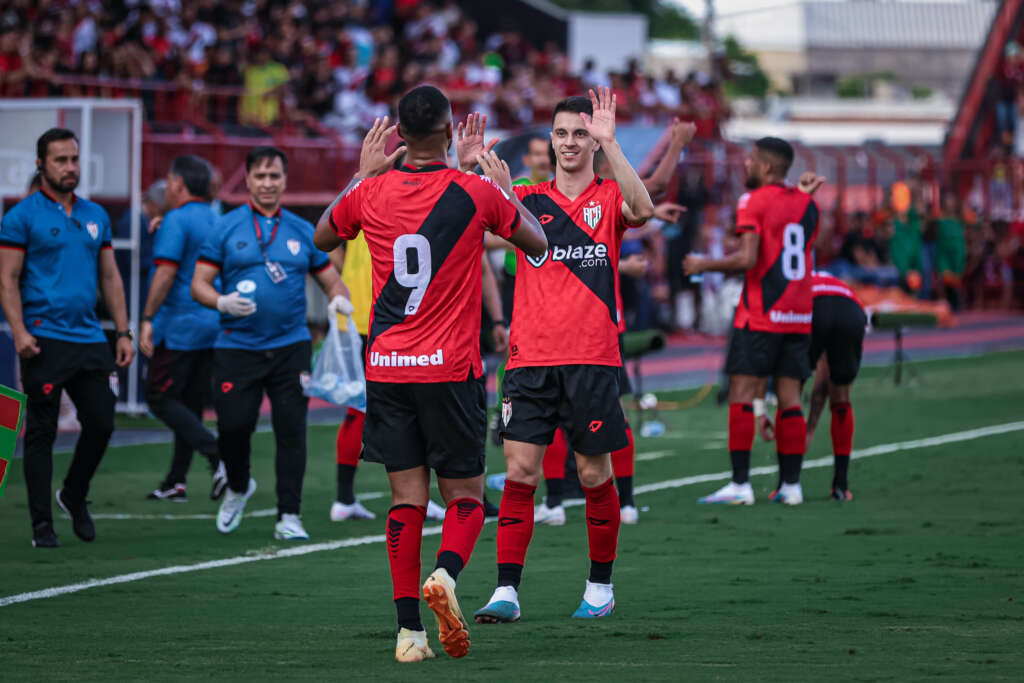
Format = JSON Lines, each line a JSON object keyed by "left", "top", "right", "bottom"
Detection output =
{"left": 116, "top": 329, "right": 134, "bottom": 341}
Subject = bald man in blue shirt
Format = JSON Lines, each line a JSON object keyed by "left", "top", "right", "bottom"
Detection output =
{"left": 0, "top": 128, "right": 136, "bottom": 548}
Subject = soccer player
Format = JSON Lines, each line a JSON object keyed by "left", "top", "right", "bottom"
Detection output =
{"left": 469, "top": 87, "right": 655, "bottom": 623}
{"left": 685, "top": 137, "right": 819, "bottom": 506}
{"left": 0, "top": 128, "right": 136, "bottom": 547}
{"left": 191, "top": 146, "right": 352, "bottom": 540}
{"left": 139, "top": 155, "right": 225, "bottom": 502}
{"left": 805, "top": 271, "right": 866, "bottom": 500}
{"left": 313, "top": 87, "right": 547, "bottom": 663}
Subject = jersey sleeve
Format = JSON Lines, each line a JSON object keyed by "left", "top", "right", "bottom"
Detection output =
{"left": 476, "top": 176, "right": 520, "bottom": 239}
{"left": 329, "top": 180, "right": 367, "bottom": 240}
{"left": 197, "top": 220, "right": 226, "bottom": 270}
{"left": 100, "top": 210, "right": 113, "bottom": 249}
{"left": 0, "top": 206, "right": 28, "bottom": 250}
{"left": 153, "top": 211, "right": 186, "bottom": 266}
{"left": 610, "top": 181, "right": 646, "bottom": 231}
{"left": 735, "top": 191, "right": 764, "bottom": 235}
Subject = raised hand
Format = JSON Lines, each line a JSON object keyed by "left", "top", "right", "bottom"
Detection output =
{"left": 358, "top": 116, "right": 404, "bottom": 179}
{"left": 797, "top": 172, "right": 826, "bottom": 195}
{"left": 653, "top": 202, "right": 687, "bottom": 223}
{"left": 476, "top": 150, "right": 513, "bottom": 194}
{"left": 457, "top": 112, "right": 499, "bottom": 172}
{"left": 580, "top": 86, "right": 617, "bottom": 145}
{"left": 670, "top": 118, "right": 697, "bottom": 149}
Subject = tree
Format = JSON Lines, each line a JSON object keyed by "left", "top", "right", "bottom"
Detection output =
{"left": 720, "top": 34, "right": 769, "bottom": 98}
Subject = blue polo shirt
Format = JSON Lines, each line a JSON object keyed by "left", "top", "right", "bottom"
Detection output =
{"left": 198, "top": 204, "right": 331, "bottom": 350}
{"left": 0, "top": 190, "right": 112, "bottom": 344}
{"left": 151, "top": 200, "right": 221, "bottom": 350}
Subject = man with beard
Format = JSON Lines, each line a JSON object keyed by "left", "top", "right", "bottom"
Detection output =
{"left": 0, "top": 127, "right": 136, "bottom": 547}
{"left": 684, "top": 137, "right": 819, "bottom": 506}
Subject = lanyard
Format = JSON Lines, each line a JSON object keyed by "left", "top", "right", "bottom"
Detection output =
{"left": 251, "top": 209, "right": 281, "bottom": 261}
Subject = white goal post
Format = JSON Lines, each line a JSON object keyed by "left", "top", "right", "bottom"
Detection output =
{"left": 0, "top": 98, "right": 144, "bottom": 413}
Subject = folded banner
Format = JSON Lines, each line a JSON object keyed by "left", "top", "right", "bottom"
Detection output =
{"left": 0, "top": 384, "right": 26, "bottom": 497}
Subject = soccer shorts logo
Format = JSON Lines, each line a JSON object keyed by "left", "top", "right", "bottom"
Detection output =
{"left": 299, "top": 371, "right": 311, "bottom": 390}
{"left": 108, "top": 372, "right": 119, "bottom": 398}
{"left": 221, "top": 382, "right": 234, "bottom": 393}
{"left": 502, "top": 397, "right": 512, "bottom": 426}
{"left": 588, "top": 420, "right": 603, "bottom": 432}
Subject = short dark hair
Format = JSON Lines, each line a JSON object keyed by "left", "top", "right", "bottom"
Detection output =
{"left": 754, "top": 137, "right": 794, "bottom": 177}
{"left": 552, "top": 96, "right": 593, "bottom": 124}
{"left": 245, "top": 146, "right": 288, "bottom": 173}
{"left": 169, "top": 155, "right": 212, "bottom": 199}
{"left": 398, "top": 85, "right": 451, "bottom": 139}
{"left": 36, "top": 128, "right": 78, "bottom": 162}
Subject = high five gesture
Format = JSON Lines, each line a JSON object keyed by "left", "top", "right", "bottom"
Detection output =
{"left": 580, "top": 86, "right": 618, "bottom": 146}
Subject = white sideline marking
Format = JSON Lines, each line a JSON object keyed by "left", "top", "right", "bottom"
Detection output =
{"left": 89, "top": 492, "right": 387, "bottom": 521}
{"left": 635, "top": 450, "right": 675, "bottom": 462}
{"left": 3, "top": 420, "right": 1022, "bottom": 609}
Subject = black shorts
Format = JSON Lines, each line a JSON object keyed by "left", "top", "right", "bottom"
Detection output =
{"left": 725, "top": 325, "right": 811, "bottom": 380}
{"left": 810, "top": 296, "right": 867, "bottom": 385}
{"left": 147, "top": 344, "right": 213, "bottom": 402}
{"left": 363, "top": 373, "right": 487, "bottom": 478}
{"left": 500, "top": 365, "right": 629, "bottom": 456}
{"left": 617, "top": 334, "right": 633, "bottom": 397}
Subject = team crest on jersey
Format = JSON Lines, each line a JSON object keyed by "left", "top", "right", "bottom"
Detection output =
{"left": 525, "top": 250, "right": 549, "bottom": 268}
{"left": 582, "top": 201, "right": 602, "bottom": 230}
{"left": 286, "top": 239, "right": 301, "bottom": 256}
{"left": 501, "top": 397, "right": 512, "bottom": 426}
{"left": 86, "top": 222, "right": 99, "bottom": 240}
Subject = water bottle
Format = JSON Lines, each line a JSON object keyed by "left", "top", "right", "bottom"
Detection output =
{"left": 486, "top": 473, "right": 507, "bottom": 491}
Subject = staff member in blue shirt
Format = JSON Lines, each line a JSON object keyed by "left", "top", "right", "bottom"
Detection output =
{"left": 139, "top": 155, "right": 225, "bottom": 502}
{"left": 0, "top": 128, "right": 135, "bottom": 548}
{"left": 192, "top": 146, "right": 352, "bottom": 541}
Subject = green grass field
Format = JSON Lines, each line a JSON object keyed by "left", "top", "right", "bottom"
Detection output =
{"left": 2, "top": 352, "right": 1022, "bottom": 681}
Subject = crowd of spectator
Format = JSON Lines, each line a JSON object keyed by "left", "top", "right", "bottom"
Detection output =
{"left": 0, "top": 0, "right": 729, "bottom": 140}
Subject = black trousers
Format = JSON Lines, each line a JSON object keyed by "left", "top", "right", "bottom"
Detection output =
{"left": 20, "top": 337, "right": 115, "bottom": 529}
{"left": 147, "top": 344, "right": 218, "bottom": 488}
{"left": 213, "top": 341, "right": 311, "bottom": 516}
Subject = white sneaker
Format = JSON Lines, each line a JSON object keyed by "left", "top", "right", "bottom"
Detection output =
{"left": 395, "top": 627, "right": 435, "bottom": 663}
{"left": 426, "top": 499, "right": 446, "bottom": 521}
{"left": 274, "top": 513, "right": 310, "bottom": 540}
{"left": 697, "top": 481, "right": 755, "bottom": 505}
{"left": 770, "top": 482, "right": 804, "bottom": 505}
{"left": 330, "top": 500, "right": 376, "bottom": 521}
{"left": 620, "top": 505, "right": 639, "bottom": 525}
{"left": 216, "top": 478, "right": 256, "bottom": 534}
{"left": 534, "top": 503, "right": 565, "bottom": 525}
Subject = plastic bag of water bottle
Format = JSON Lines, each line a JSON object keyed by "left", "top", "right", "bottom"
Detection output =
{"left": 305, "top": 312, "right": 366, "bottom": 411}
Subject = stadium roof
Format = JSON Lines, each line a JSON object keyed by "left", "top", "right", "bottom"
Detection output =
{"left": 804, "top": 0, "right": 998, "bottom": 49}
{"left": 714, "top": 0, "right": 997, "bottom": 51}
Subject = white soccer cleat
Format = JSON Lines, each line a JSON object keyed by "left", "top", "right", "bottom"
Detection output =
{"left": 697, "top": 481, "right": 755, "bottom": 505}
{"left": 274, "top": 513, "right": 310, "bottom": 540}
{"left": 534, "top": 503, "right": 565, "bottom": 526}
{"left": 620, "top": 505, "right": 639, "bottom": 525}
{"left": 330, "top": 500, "right": 376, "bottom": 521}
{"left": 770, "top": 482, "right": 804, "bottom": 505}
{"left": 394, "top": 627, "right": 436, "bottom": 663}
{"left": 572, "top": 580, "right": 615, "bottom": 618}
{"left": 426, "top": 499, "right": 446, "bottom": 521}
{"left": 216, "top": 478, "right": 256, "bottom": 534}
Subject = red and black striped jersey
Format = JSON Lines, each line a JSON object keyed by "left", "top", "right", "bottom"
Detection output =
{"left": 330, "top": 163, "right": 520, "bottom": 382}
{"left": 508, "top": 176, "right": 642, "bottom": 369}
{"left": 734, "top": 184, "right": 819, "bottom": 334}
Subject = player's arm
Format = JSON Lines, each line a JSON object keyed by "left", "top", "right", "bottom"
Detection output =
{"left": 643, "top": 119, "right": 696, "bottom": 198}
{"left": 581, "top": 87, "right": 654, "bottom": 225}
{"left": 313, "top": 261, "right": 352, "bottom": 311}
{"left": 138, "top": 263, "right": 177, "bottom": 357}
{"left": 0, "top": 248, "right": 40, "bottom": 358}
{"left": 684, "top": 231, "right": 759, "bottom": 275}
{"left": 805, "top": 355, "right": 831, "bottom": 447}
{"left": 476, "top": 150, "right": 548, "bottom": 258}
{"left": 314, "top": 116, "right": 403, "bottom": 252}
{"left": 329, "top": 243, "right": 346, "bottom": 274}
{"left": 98, "top": 248, "right": 136, "bottom": 367}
